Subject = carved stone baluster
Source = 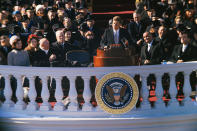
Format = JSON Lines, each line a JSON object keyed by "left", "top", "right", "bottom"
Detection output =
{"left": 2, "top": 75, "right": 12, "bottom": 108}
{"left": 82, "top": 76, "right": 92, "bottom": 111}
{"left": 68, "top": 76, "right": 77, "bottom": 111}
{"left": 54, "top": 76, "right": 63, "bottom": 111}
{"left": 169, "top": 73, "right": 179, "bottom": 107}
{"left": 155, "top": 73, "right": 165, "bottom": 108}
{"left": 140, "top": 74, "right": 150, "bottom": 109}
{"left": 15, "top": 75, "right": 25, "bottom": 110}
{"left": 26, "top": 76, "right": 37, "bottom": 110}
{"left": 40, "top": 76, "right": 50, "bottom": 111}
{"left": 183, "top": 72, "right": 192, "bottom": 106}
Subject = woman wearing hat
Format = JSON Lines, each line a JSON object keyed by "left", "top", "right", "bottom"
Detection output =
{"left": 7, "top": 35, "right": 30, "bottom": 103}
{"left": 12, "top": 11, "right": 22, "bottom": 26}
{"left": 32, "top": 4, "right": 46, "bottom": 31}
{"left": 24, "top": 34, "right": 39, "bottom": 66}
{"left": 8, "top": 35, "right": 30, "bottom": 66}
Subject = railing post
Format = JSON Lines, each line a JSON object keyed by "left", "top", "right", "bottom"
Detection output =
{"left": 82, "top": 76, "right": 92, "bottom": 111}
{"left": 2, "top": 75, "right": 12, "bottom": 108}
{"left": 183, "top": 72, "right": 192, "bottom": 106}
{"left": 26, "top": 76, "right": 37, "bottom": 110}
{"left": 155, "top": 73, "right": 165, "bottom": 108}
{"left": 140, "top": 74, "right": 150, "bottom": 109}
{"left": 54, "top": 76, "right": 64, "bottom": 111}
{"left": 68, "top": 76, "right": 78, "bottom": 111}
{"left": 40, "top": 76, "right": 50, "bottom": 111}
{"left": 169, "top": 73, "right": 179, "bottom": 107}
{"left": 14, "top": 75, "right": 25, "bottom": 110}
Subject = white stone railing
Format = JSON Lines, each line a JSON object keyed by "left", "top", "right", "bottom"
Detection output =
{"left": 0, "top": 62, "right": 197, "bottom": 118}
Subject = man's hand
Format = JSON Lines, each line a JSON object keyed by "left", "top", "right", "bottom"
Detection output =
{"left": 137, "top": 39, "right": 143, "bottom": 45}
{"left": 144, "top": 59, "right": 150, "bottom": 64}
{"left": 164, "top": 48, "right": 168, "bottom": 52}
{"left": 104, "top": 46, "right": 108, "bottom": 51}
{"left": 49, "top": 54, "right": 56, "bottom": 62}
{"left": 177, "top": 60, "right": 183, "bottom": 63}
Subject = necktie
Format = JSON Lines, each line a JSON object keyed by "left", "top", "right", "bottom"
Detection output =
{"left": 61, "top": 43, "right": 64, "bottom": 49}
{"left": 136, "top": 22, "right": 140, "bottom": 31}
{"left": 24, "top": 28, "right": 28, "bottom": 32}
{"left": 114, "top": 31, "right": 118, "bottom": 44}
{"left": 3, "top": 47, "right": 8, "bottom": 53}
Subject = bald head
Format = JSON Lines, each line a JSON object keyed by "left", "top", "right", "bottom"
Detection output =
{"left": 39, "top": 38, "right": 49, "bottom": 50}
{"left": 56, "top": 30, "right": 65, "bottom": 43}
{"left": 143, "top": 32, "right": 153, "bottom": 43}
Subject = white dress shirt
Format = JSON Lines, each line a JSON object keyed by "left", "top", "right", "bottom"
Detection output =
{"left": 41, "top": 48, "right": 49, "bottom": 54}
{"left": 147, "top": 40, "right": 153, "bottom": 52}
{"left": 182, "top": 44, "right": 188, "bottom": 52}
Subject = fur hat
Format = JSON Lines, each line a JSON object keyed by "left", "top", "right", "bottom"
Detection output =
{"left": 9, "top": 35, "right": 19, "bottom": 46}
{"left": 36, "top": 5, "right": 44, "bottom": 13}
{"left": 65, "top": 0, "right": 72, "bottom": 4}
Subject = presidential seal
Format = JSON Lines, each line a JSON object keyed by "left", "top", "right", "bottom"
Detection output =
{"left": 95, "top": 72, "right": 139, "bottom": 114}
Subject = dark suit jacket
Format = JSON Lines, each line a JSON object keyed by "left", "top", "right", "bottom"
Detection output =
{"left": 33, "top": 48, "right": 52, "bottom": 67}
{"left": 170, "top": 44, "right": 197, "bottom": 63}
{"left": 155, "top": 34, "right": 175, "bottom": 61}
{"left": 87, "top": 25, "right": 102, "bottom": 42}
{"left": 65, "top": 8, "right": 76, "bottom": 20}
{"left": 100, "top": 27, "right": 131, "bottom": 48}
{"left": 0, "top": 46, "right": 12, "bottom": 57}
{"left": 27, "top": 50, "right": 37, "bottom": 66}
{"left": 50, "top": 42, "right": 79, "bottom": 66}
{"left": 0, "top": 46, "right": 12, "bottom": 65}
{"left": 140, "top": 40, "right": 164, "bottom": 65}
{"left": 83, "top": 38, "right": 99, "bottom": 56}
{"left": 127, "top": 21, "right": 147, "bottom": 45}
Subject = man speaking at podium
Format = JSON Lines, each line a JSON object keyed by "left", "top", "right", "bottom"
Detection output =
{"left": 100, "top": 16, "right": 132, "bottom": 49}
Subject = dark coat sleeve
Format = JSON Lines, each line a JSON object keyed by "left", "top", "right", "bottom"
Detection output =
{"left": 100, "top": 28, "right": 109, "bottom": 47}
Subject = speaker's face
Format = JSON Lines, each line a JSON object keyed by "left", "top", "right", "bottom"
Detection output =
{"left": 112, "top": 21, "right": 120, "bottom": 30}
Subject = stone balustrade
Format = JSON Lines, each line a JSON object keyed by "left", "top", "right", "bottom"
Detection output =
{"left": 0, "top": 62, "right": 197, "bottom": 118}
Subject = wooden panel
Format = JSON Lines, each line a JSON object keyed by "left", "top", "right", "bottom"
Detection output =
{"left": 93, "top": 44, "right": 138, "bottom": 67}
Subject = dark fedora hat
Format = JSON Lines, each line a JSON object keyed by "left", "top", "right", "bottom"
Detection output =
{"left": 65, "top": 0, "right": 72, "bottom": 4}
{"left": 168, "top": 0, "right": 177, "bottom": 5}
{"left": 21, "top": 15, "right": 29, "bottom": 22}
{"left": 86, "top": 15, "right": 94, "bottom": 21}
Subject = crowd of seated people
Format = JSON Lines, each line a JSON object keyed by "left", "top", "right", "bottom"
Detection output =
{"left": 0, "top": 0, "right": 197, "bottom": 107}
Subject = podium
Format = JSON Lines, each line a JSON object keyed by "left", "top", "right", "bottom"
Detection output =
{"left": 93, "top": 44, "right": 138, "bottom": 67}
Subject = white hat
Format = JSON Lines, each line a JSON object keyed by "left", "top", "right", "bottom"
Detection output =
{"left": 36, "top": 5, "right": 44, "bottom": 13}
{"left": 168, "top": 0, "right": 177, "bottom": 5}
{"left": 9, "top": 35, "right": 19, "bottom": 46}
